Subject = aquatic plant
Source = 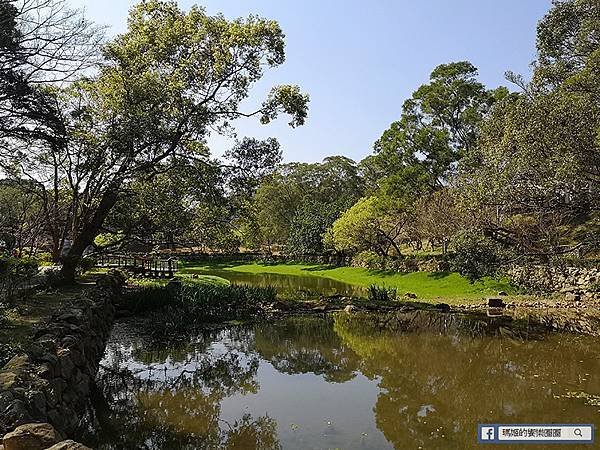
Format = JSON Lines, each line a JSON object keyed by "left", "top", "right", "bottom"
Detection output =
{"left": 367, "top": 284, "right": 397, "bottom": 302}
{"left": 121, "top": 281, "right": 277, "bottom": 339}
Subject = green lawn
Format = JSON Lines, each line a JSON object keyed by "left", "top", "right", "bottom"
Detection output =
{"left": 180, "top": 261, "right": 514, "bottom": 303}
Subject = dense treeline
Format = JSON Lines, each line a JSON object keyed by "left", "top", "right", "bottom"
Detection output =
{"left": 0, "top": 0, "right": 308, "bottom": 282}
{"left": 247, "top": 0, "right": 600, "bottom": 278}
{"left": 0, "top": 0, "right": 598, "bottom": 283}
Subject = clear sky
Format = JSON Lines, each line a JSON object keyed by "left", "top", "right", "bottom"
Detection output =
{"left": 68, "top": 0, "right": 552, "bottom": 163}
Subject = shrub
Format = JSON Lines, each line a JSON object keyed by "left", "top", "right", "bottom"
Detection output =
{"left": 352, "top": 251, "right": 385, "bottom": 269}
{"left": 0, "top": 257, "right": 39, "bottom": 301}
{"left": 77, "top": 256, "right": 97, "bottom": 275}
{"left": 450, "top": 231, "right": 506, "bottom": 282}
{"left": 367, "top": 284, "right": 397, "bottom": 302}
{"left": 34, "top": 252, "right": 53, "bottom": 264}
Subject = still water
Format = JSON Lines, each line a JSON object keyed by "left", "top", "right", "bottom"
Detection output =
{"left": 84, "top": 311, "right": 600, "bottom": 449}
{"left": 193, "top": 268, "right": 364, "bottom": 298}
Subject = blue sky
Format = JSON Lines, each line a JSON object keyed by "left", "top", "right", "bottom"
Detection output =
{"left": 68, "top": 0, "right": 552, "bottom": 163}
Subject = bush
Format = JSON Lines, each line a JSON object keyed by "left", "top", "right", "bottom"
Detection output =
{"left": 367, "top": 284, "right": 397, "bottom": 302}
{"left": 352, "top": 251, "right": 385, "bottom": 269}
{"left": 450, "top": 231, "right": 506, "bottom": 282}
{"left": 77, "top": 256, "right": 97, "bottom": 275}
{"left": 0, "top": 257, "right": 39, "bottom": 301}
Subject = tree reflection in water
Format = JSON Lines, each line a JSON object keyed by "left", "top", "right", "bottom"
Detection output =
{"left": 249, "top": 316, "right": 360, "bottom": 383}
{"left": 84, "top": 325, "right": 280, "bottom": 449}
{"left": 333, "top": 311, "right": 600, "bottom": 449}
{"left": 85, "top": 311, "right": 600, "bottom": 449}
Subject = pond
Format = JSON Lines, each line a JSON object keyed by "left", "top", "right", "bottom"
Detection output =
{"left": 199, "top": 268, "right": 364, "bottom": 298}
{"left": 81, "top": 311, "right": 600, "bottom": 449}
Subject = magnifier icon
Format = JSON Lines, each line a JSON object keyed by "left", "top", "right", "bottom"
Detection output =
{"left": 574, "top": 428, "right": 583, "bottom": 437}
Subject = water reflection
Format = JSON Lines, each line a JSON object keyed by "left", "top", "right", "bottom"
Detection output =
{"left": 85, "top": 312, "right": 600, "bottom": 449}
{"left": 196, "top": 268, "right": 364, "bottom": 298}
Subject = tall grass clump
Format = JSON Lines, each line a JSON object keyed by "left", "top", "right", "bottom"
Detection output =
{"left": 367, "top": 284, "right": 397, "bottom": 302}
{"left": 121, "top": 280, "right": 277, "bottom": 339}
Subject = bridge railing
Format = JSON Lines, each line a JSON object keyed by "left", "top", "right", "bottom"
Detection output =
{"left": 96, "top": 254, "right": 179, "bottom": 277}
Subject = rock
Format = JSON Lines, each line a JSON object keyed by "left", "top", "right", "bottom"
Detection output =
{"left": 115, "top": 309, "right": 131, "bottom": 319}
{"left": 404, "top": 292, "right": 417, "bottom": 299}
{"left": 565, "top": 292, "right": 581, "bottom": 302}
{"left": 57, "top": 350, "right": 74, "bottom": 379}
{"left": 27, "top": 391, "right": 46, "bottom": 417}
{"left": 344, "top": 305, "right": 357, "bottom": 313}
{"left": 497, "top": 291, "right": 508, "bottom": 296}
{"left": 46, "top": 440, "right": 91, "bottom": 450}
{"left": 435, "top": 303, "right": 451, "bottom": 312}
{"left": 3, "top": 399, "right": 33, "bottom": 426}
{"left": 487, "top": 297, "right": 505, "bottom": 308}
{"left": 2, "top": 423, "right": 61, "bottom": 450}
{"left": 560, "top": 286, "right": 579, "bottom": 293}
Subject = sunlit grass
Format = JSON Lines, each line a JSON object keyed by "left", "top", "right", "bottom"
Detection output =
{"left": 180, "top": 261, "right": 515, "bottom": 302}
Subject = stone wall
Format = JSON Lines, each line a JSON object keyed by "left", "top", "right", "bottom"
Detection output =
{"left": 0, "top": 272, "right": 124, "bottom": 437}
{"left": 508, "top": 264, "right": 599, "bottom": 294}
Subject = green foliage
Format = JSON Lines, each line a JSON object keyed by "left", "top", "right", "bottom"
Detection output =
{"left": 286, "top": 201, "right": 338, "bottom": 255}
{"left": 2, "top": 0, "right": 309, "bottom": 282}
{"left": 369, "top": 61, "right": 504, "bottom": 194}
{"left": 450, "top": 232, "right": 506, "bottom": 282}
{"left": 122, "top": 281, "right": 277, "bottom": 339}
{"left": 351, "top": 251, "right": 386, "bottom": 269}
{"left": 34, "top": 252, "right": 53, "bottom": 264}
{"left": 534, "top": 0, "right": 600, "bottom": 89}
{"left": 77, "top": 256, "right": 97, "bottom": 275}
{"left": 329, "top": 196, "right": 410, "bottom": 257}
{"left": 250, "top": 156, "right": 364, "bottom": 251}
{"left": 0, "top": 257, "right": 39, "bottom": 300}
{"left": 0, "top": 181, "right": 44, "bottom": 255}
{"left": 367, "top": 285, "right": 397, "bottom": 302}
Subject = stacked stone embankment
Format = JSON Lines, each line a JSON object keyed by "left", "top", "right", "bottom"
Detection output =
{"left": 508, "top": 264, "right": 599, "bottom": 296}
{"left": 0, "top": 271, "right": 124, "bottom": 443}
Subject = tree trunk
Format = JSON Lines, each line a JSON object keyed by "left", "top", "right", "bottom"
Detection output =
{"left": 60, "top": 188, "right": 120, "bottom": 283}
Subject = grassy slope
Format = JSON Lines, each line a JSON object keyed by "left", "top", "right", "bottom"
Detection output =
{"left": 181, "top": 261, "right": 514, "bottom": 302}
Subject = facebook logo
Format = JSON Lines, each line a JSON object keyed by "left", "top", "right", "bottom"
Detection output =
{"left": 480, "top": 426, "right": 496, "bottom": 441}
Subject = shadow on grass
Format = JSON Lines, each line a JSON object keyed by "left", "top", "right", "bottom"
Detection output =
{"left": 360, "top": 269, "right": 455, "bottom": 280}
{"left": 302, "top": 264, "right": 339, "bottom": 272}
{"left": 180, "top": 260, "right": 243, "bottom": 271}
{"left": 426, "top": 271, "right": 454, "bottom": 280}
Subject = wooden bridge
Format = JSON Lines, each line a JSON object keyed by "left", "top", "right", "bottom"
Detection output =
{"left": 96, "top": 254, "right": 179, "bottom": 278}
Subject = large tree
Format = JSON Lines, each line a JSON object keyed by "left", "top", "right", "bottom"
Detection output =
{"left": 458, "top": 0, "right": 600, "bottom": 258}
{"left": 248, "top": 156, "right": 364, "bottom": 253}
{"left": 328, "top": 196, "right": 412, "bottom": 257}
{"left": 365, "top": 62, "right": 506, "bottom": 196}
{"left": 533, "top": 0, "right": 600, "bottom": 90}
{"left": 0, "top": 0, "right": 103, "bottom": 150}
{"left": 1, "top": 0, "right": 309, "bottom": 281}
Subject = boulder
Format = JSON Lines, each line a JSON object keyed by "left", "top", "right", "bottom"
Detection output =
{"left": 435, "top": 303, "right": 451, "bottom": 312}
{"left": 344, "top": 304, "right": 357, "bottom": 313}
{"left": 2, "top": 423, "right": 61, "bottom": 450}
{"left": 487, "top": 297, "right": 505, "bottom": 308}
{"left": 497, "top": 291, "right": 508, "bottom": 296}
{"left": 46, "top": 440, "right": 92, "bottom": 450}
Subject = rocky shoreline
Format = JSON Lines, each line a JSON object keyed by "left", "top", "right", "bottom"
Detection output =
{"left": 0, "top": 272, "right": 125, "bottom": 449}
{"left": 1, "top": 271, "right": 598, "bottom": 449}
